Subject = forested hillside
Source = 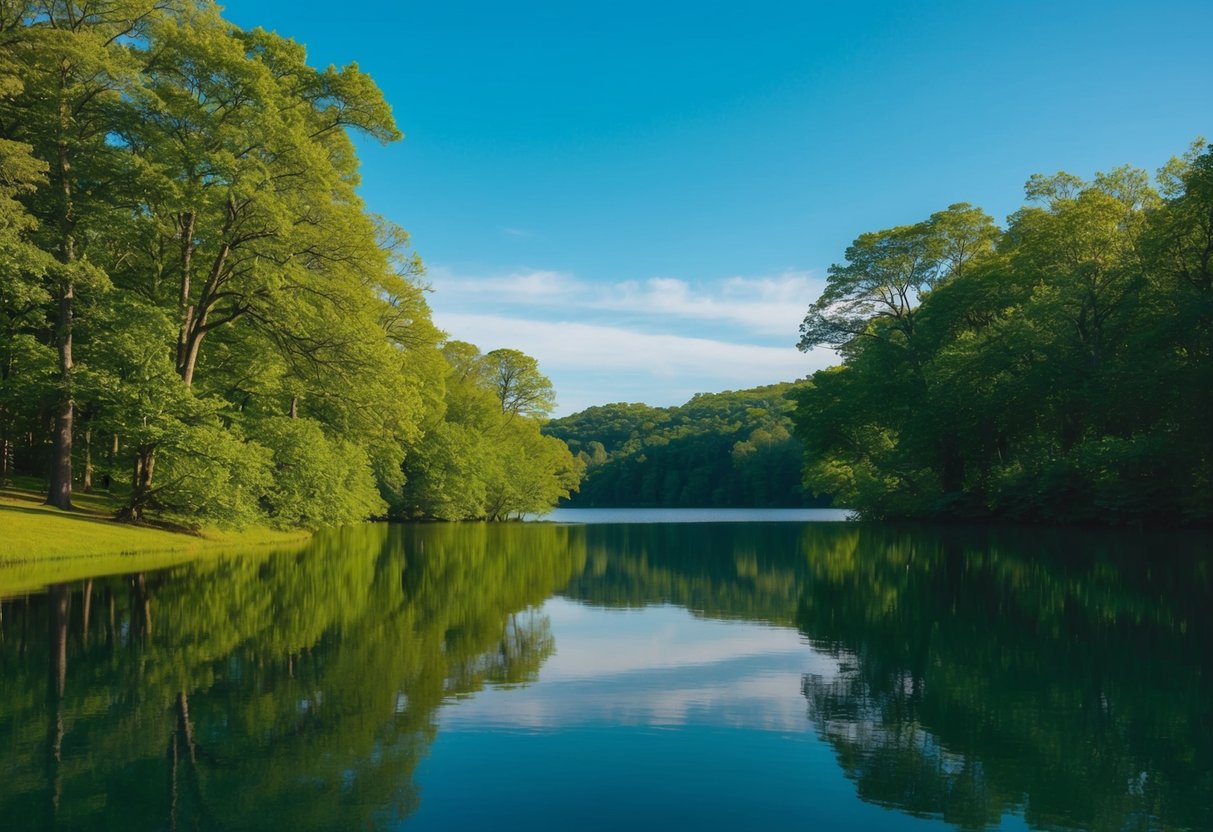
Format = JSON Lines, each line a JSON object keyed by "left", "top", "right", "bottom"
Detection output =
{"left": 543, "top": 384, "right": 823, "bottom": 507}
{"left": 0, "top": 2, "right": 577, "bottom": 527}
{"left": 794, "top": 141, "right": 1213, "bottom": 525}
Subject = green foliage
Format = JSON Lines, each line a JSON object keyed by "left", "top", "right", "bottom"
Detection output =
{"left": 558, "top": 521, "right": 1213, "bottom": 832}
{"left": 483, "top": 347, "right": 557, "bottom": 417}
{"left": 544, "top": 384, "right": 822, "bottom": 507}
{"left": 793, "top": 141, "right": 1213, "bottom": 524}
{"left": 256, "top": 416, "right": 387, "bottom": 528}
{"left": 0, "top": 2, "right": 560, "bottom": 527}
{"left": 401, "top": 342, "right": 580, "bottom": 520}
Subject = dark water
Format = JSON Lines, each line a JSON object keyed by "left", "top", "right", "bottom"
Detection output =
{"left": 1, "top": 518, "right": 1210, "bottom": 831}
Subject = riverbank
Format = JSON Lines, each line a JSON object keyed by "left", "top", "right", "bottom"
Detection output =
{"left": 0, "top": 484, "right": 310, "bottom": 593}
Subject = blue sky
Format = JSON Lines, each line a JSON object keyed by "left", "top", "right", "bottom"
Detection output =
{"left": 225, "top": 0, "right": 1213, "bottom": 415}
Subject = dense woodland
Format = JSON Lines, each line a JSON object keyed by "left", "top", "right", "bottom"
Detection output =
{"left": 2, "top": 6, "right": 1209, "bottom": 530}
{"left": 0, "top": 1, "right": 579, "bottom": 526}
{"left": 793, "top": 142, "right": 1213, "bottom": 525}
{"left": 543, "top": 383, "right": 823, "bottom": 508}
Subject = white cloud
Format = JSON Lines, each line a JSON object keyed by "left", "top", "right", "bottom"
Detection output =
{"left": 432, "top": 312, "right": 836, "bottom": 414}
{"left": 427, "top": 266, "right": 826, "bottom": 337}
{"left": 436, "top": 313, "right": 817, "bottom": 377}
{"left": 436, "top": 600, "right": 842, "bottom": 733}
{"left": 423, "top": 266, "right": 838, "bottom": 413}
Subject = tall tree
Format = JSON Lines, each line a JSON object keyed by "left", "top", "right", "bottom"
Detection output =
{"left": 0, "top": 53, "right": 51, "bottom": 483}
{"left": 0, "top": 0, "right": 163, "bottom": 508}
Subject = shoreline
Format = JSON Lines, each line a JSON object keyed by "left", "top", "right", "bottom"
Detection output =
{"left": 0, "top": 487, "right": 311, "bottom": 594}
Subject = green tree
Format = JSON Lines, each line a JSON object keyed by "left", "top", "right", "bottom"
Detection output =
{"left": 791, "top": 141, "right": 1213, "bottom": 523}
{"left": 546, "top": 383, "right": 818, "bottom": 508}
{"left": 401, "top": 342, "right": 579, "bottom": 520}
{"left": 484, "top": 347, "right": 557, "bottom": 417}
{"left": 0, "top": 0, "right": 161, "bottom": 508}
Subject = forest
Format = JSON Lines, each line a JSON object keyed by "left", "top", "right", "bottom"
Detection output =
{"left": 543, "top": 383, "right": 824, "bottom": 508}
{"left": 792, "top": 142, "right": 1213, "bottom": 525}
{"left": 0, "top": 1, "right": 580, "bottom": 527}
{"left": 4, "top": 3, "right": 1210, "bottom": 532}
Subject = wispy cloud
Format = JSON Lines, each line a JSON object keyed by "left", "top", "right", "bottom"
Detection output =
{"left": 436, "top": 313, "right": 829, "bottom": 378}
{"left": 427, "top": 267, "right": 825, "bottom": 338}
{"left": 424, "top": 266, "right": 836, "bottom": 413}
{"left": 431, "top": 313, "right": 836, "bottom": 414}
{"left": 437, "top": 599, "right": 840, "bottom": 733}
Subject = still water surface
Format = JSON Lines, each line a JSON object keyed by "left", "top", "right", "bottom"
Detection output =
{"left": 1, "top": 512, "right": 1210, "bottom": 830}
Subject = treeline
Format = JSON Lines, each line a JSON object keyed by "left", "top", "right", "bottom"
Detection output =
{"left": 0, "top": 2, "right": 578, "bottom": 526}
{"left": 543, "top": 384, "right": 823, "bottom": 507}
{"left": 794, "top": 141, "right": 1213, "bottom": 525}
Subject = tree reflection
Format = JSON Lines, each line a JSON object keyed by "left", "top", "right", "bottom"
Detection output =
{"left": 0, "top": 522, "right": 584, "bottom": 831}
{"left": 559, "top": 522, "right": 1213, "bottom": 832}
{"left": 796, "top": 526, "right": 1213, "bottom": 832}
{"left": 1, "top": 521, "right": 1209, "bottom": 831}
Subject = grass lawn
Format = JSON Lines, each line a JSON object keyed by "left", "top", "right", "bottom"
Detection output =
{"left": 0, "top": 480, "right": 310, "bottom": 594}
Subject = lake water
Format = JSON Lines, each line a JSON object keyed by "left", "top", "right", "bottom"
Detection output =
{"left": 1, "top": 513, "right": 1210, "bottom": 831}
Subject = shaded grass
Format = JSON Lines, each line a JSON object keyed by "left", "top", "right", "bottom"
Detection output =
{"left": 0, "top": 482, "right": 310, "bottom": 593}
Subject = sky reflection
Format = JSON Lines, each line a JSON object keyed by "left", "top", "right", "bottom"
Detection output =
{"left": 437, "top": 599, "right": 838, "bottom": 732}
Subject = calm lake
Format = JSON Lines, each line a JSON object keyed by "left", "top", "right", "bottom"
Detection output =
{"left": 1, "top": 511, "right": 1210, "bottom": 831}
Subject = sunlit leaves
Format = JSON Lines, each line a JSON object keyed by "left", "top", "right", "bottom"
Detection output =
{"left": 792, "top": 141, "right": 1213, "bottom": 523}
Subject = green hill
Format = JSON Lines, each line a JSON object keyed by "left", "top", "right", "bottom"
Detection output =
{"left": 543, "top": 382, "right": 828, "bottom": 508}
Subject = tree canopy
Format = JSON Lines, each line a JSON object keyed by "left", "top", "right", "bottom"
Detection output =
{"left": 0, "top": 1, "right": 577, "bottom": 528}
{"left": 793, "top": 140, "right": 1213, "bottom": 525}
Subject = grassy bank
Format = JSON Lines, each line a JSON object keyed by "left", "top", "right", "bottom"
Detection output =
{"left": 0, "top": 482, "right": 310, "bottom": 593}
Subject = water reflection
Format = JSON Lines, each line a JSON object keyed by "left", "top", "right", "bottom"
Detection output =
{"left": 0, "top": 523, "right": 585, "bottom": 831}
{"left": 1, "top": 521, "right": 1209, "bottom": 831}
{"left": 560, "top": 522, "right": 1212, "bottom": 831}
{"left": 795, "top": 526, "right": 1213, "bottom": 832}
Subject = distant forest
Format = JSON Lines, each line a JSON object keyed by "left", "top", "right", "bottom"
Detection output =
{"left": 543, "top": 384, "right": 826, "bottom": 508}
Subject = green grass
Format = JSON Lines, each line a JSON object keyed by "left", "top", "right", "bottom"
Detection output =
{"left": 0, "top": 481, "right": 310, "bottom": 594}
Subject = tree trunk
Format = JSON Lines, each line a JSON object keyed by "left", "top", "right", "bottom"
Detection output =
{"left": 46, "top": 583, "right": 69, "bottom": 824}
{"left": 177, "top": 241, "right": 229, "bottom": 388}
{"left": 46, "top": 99, "right": 76, "bottom": 511}
{"left": 179, "top": 330, "right": 202, "bottom": 388}
{"left": 82, "top": 426, "right": 93, "bottom": 492}
{"left": 122, "top": 444, "right": 156, "bottom": 522}
{"left": 129, "top": 573, "right": 152, "bottom": 641}
{"left": 289, "top": 396, "right": 298, "bottom": 419}
{"left": 175, "top": 211, "right": 196, "bottom": 374}
{"left": 81, "top": 579, "right": 93, "bottom": 647}
{"left": 48, "top": 583, "right": 69, "bottom": 700}
{"left": 45, "top": 281, "right": 74, "bottom": 510}
{"left": 108, "top": 433, "right": 119, "bottom": 489}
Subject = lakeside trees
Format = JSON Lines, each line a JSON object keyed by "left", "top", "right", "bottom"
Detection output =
{"left": 794, "top": 142, "right": 1213, "bottom": 524}
{"left": 0, "top": 2, "right": 576, "bottom": 527}
{"left": 401, "top": 342, "right": 581, "bottom": 521}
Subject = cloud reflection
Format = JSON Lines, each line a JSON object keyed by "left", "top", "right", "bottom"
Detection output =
{"left": 438, "top": 599, "right": 839, "bottom": 733}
